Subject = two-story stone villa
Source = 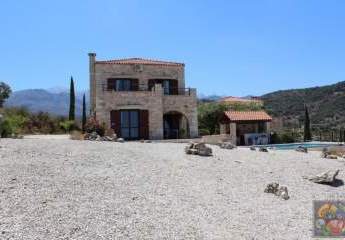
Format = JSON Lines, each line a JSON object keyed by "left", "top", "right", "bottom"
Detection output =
{"left": 88, "top": 53, "right": 198, "bottom": 140}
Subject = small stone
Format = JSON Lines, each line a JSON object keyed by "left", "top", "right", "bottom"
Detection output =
{"left": 265, "top": 183, "right": 290, "bottom": 200}
{"left": 250, "top": 146, "right": 256, "bottom": 151}
{"left": 259, "top": 147, "right": 268, "bottom": 152}
{"left": 277, "top": 186, "right": 290, "bottom": 200}
{"left": 296, "top": 146, "right": 308, "bottom": 153}
{"left": 264, "top": 183, "right": 279, "bottom": 194}
{"left": 219, "top": 142, "right": 236, "bottom": 150}
{"left": 117, "top": 138, "right": 125, "bottom": 143}
{"left": 184, "top": 142, "right": 212, "bottom": 156}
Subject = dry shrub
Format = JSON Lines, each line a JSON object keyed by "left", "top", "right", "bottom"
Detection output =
{"left": 70, "top": 131, "right": 85, "bottom": 140}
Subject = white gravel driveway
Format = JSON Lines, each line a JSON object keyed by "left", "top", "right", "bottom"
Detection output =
{"left": 0, "top": 139, "right": 344, "bottom": 239}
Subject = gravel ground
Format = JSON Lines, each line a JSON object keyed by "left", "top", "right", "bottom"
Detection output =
{"left": 0, "top": 139, "right": 344, "bottom": 240}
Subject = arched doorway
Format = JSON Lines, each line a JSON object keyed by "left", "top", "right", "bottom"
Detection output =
{"left": 163, "top": 111, "right": 189, "bottom": 139}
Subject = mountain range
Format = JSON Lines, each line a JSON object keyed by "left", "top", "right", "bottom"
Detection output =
{"left": 4, "top": 81, "right": 345, "bottom": 129}
{"left": 261, "top": 81, "right": 345, "bottom": 129}
{"left": 5, "top": 89, "right": 89, "bottom": 117}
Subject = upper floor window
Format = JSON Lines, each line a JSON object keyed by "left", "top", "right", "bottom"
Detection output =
{"left": 107, "top": 79, "right": 138, "bottom": 91}
{"left": 148, "top": 79, "right": 178, "bottom": 95}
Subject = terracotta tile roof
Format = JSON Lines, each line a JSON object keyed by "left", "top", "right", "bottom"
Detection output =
{"left": 96, "top": 58, "right": 184, "bottom": 67}
{"left": 219, "top": 96, "right": 263, "bottom": 104}
{"left": 224, "top": 111, "right": 272, "bottom": 122}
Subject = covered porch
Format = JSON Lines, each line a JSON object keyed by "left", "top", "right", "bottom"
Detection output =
{"left": 220, "top": 111, "right": 272, "bottom": 146}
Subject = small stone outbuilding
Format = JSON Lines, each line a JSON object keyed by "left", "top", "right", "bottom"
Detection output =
{"left": 219, "top": 111, "right": 272, "bottom": 146}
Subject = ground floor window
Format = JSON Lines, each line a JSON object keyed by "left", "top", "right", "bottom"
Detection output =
{"left": 120, "top": 110, "right": 139, "bottom": 139}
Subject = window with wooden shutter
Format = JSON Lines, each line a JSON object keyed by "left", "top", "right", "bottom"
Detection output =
{"left": 131, "top": 79, "right": 139, "bottom": 91}
{"left": 107, "top": 79, "right": 116, "bottom": 91}
{"left": 148, "top": 79, "right": 156, "bottom": 91}
{"left": 139, "top": 110, "right": 149, "bottom": 139}
{"left": 170, "top": 80, "right": 178, "bottom": 95}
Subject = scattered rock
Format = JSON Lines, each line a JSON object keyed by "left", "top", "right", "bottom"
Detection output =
{"left": 250, "top": 146, "right": 256, "bottom": 151}
{"left": 277, "top": 186, "right": 290, "bottom": 200}
{"left": 326, "top": 155, "right": 338, "bottom": 159}
{"left": 185, "top": 142, "right": 212, "bottom": 156}
{"left": 259, "top": 147, "right": 268, "bottom": 152}
{"left": 264, "top": 182, "right": 279, "bottom": 194}
{"left": 85, "top": 131, "right": 118, "bottom": 142}
{"left": 219, "top": 142, "right": 236, "bottom": 150}
{"left": 264, "top": 183, "right": 290, "bottom": 200}
{"left": 296, "top": 146, "right": 308, "bottom": 153}
{"left": 117, "top": 138, "right": 125, "bottom": 143}
{"left": 303, "top": 170, "right": 340, "bottom": 185}
{"left": 321, "top": 148, "right": 338, "bottom": 159}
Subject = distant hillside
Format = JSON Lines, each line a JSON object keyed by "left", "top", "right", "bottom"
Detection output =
{"left": 261, "top": 81, "right": 345, "bottom": 129}
{"left": 5, "top": 89, "right": 89, "bottom": 117}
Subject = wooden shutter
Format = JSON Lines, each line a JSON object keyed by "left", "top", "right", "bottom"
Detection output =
{"left": 170, "top": 80, "right": 178, "bottom": 95}
{"left": 110, "top": 110, "right": 121, "bottom": 137}
{"left": 107, "top": 79, "right": 116, "bottom": 91}
{"left": 131, "top": 79, "right": 139, "bottom": 91}
{"left": 148, "top": 79, "right": 156, "bottom": 91}
{"left": 139, "top": 110, "right": 149, "bottom": 139}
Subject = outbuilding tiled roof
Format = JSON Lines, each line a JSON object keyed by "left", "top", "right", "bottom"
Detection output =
{"left": 96, "top": 58, "right": 184, "bottom": 67}
{"left": 224, "top": 111, "right": 272, "bottom": 122}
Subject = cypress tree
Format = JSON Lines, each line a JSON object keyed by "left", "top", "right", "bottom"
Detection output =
{"left": 82, "top": 93, "right": 87, "bottom": 132}
{"left": 69, "top": 76, "right": 75, "bottom": 121}
{"left": 303, "top": 105, "right": 312, "bottom": 141}
{"left": 339, "top": 129, "right": 342, "bottom": 142}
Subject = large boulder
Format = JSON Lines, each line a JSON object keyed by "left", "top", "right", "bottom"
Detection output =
{"left": 321, "top": 149, "right": 338, "bottom": 159}
{"left": 303, "top": 170, "right": 340, "bottom": 184}
{"left": 185, "top": 142, "right": 212, "bottom": 156}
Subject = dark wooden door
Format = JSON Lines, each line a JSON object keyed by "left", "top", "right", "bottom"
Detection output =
{"left": 139, "top": 110, "right": 149, "bottom": 139}
{"left": 110, "top": 110, "right": 121, "bottom": 136}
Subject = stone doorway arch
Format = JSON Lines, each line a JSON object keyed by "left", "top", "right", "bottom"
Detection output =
{"left": 163, "top": 111, "right": 189, "bottom": 139}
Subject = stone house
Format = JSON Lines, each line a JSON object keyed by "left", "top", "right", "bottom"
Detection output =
{"left": 219, "top": 111, "right": 272, "bottom": 146}
{"left": 88, "top": 53, "right": 198, "bottom": 140}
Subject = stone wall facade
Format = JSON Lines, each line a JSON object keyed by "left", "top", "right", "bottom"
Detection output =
{"left": 89, "top": 53, "right": 198, "bottom": 139}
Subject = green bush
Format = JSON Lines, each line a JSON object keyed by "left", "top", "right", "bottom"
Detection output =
{"left": 198, "top": 102, "right": 228, "bottom": 135}
{"left": 0, "top": 110, "right": 27, "bottom": 137}
{"left": 59, "top": 120, "right": 76, "bottom": 133}
{"left": 0, "top": 120, "right": 13, "bottom": 137}
{"left": 270, "top": 132, "right": 296, "bottom": 144}
{"left": 199, "top": 128, "right": 210, "bottom": 136}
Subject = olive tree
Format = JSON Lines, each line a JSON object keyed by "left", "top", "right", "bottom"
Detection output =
{"left": 0, "top": 82, "right": 11, "bottom": 108}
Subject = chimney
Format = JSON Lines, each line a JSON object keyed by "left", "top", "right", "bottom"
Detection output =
{"left": 88, "top": 52, "right": 96, "bottom": 115}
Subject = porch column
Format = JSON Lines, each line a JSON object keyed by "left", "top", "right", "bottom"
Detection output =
{"left": 219, "top": 123, "right": 227, "bottom": 134}
{"left": 254, "top": 123, "right": 259, "bottom": 133}
{"left": 265, "top": 121, "right": 271, "bottom": 133}
{"left": 230, "top": 122, "right": 237, "bottom": 145}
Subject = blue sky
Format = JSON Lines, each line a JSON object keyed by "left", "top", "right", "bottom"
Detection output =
{"left": 1, "top": 0, "right": 345, "bottom": 96}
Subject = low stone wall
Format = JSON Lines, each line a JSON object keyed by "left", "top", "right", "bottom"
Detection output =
{"left": 201, "top": 134, "right": 232, "bottom": 145}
